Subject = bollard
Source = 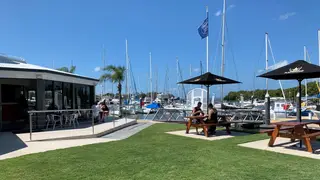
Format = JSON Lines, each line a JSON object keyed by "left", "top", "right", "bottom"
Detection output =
{"left": 264, "top": 93, "right": 270, "bottom": 125}
{"left": 29, "top": 113, "right": 33, "bottom": 141}
{"left": 92, "top": 110, "right": 95, "bottom": 135}
{"left": 309, "top": 112, "right": 313, "bottom": 120}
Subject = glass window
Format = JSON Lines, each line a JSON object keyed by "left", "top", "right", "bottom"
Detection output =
{"left": 1, "top": 84, "right": 22, "bottom": 103}
{"left": 54, "top": 82, "right": 63, "bottom": 110}
{"left": 63, "top": 83, "right": 72, "bottom": 109}
{"left": 27, "top": 90, "right": 36, "bottom": 110}
{"left": 44, "top": 81, "right": 53, "bottom": 110}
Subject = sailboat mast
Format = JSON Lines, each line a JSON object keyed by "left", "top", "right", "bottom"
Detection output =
{"left": 149, "top": 52, "right": 153, "bottom": 102}
{"left": 155, "top": 66, "right": 158, "bottom": 94}
{"left": 304, "top": 46, "right": 307, "bottom": 105}
{"left": 103, "top": 44, "right": 106, "bottom": 95}
{"left": 125, "top": 39, "right": 129, "bottom": 101}
{"left": 220, "top": 0, "right": 226, "bottom": 102}
{"left": 318, "top": 30, "right": 320, "bottom": 89}
{"left": 176, "top": 57, "right": 179, "bottom": 98}
{"left": 189, "top": 64, "right": 192, "bottom": 90}
{"left": 265, "top": 33, "right": 269, "bottom": 95}
{"left": 206, "top": 6, "right": 209, "bottom": 72}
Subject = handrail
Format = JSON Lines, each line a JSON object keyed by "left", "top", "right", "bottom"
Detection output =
{"left": 28, "top": 108, "right": 93, "bottom": 113}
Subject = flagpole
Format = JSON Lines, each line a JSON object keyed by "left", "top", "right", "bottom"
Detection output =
{"left": 206, "top": 6, "right": 209, "bottom": 72}
{"left": 221, "top": 0, "right": 226, "bottom": 103}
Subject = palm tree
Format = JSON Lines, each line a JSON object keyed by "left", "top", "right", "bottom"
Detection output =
{"left": 100, "top": 65, "right": 126, "bottom": 116}
{"left": 56, "top": 65, "right": 76, "bottom": 73}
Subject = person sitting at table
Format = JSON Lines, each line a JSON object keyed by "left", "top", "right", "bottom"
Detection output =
{"left": 192, "top": 102, "right": 205, "bottom": 123}
{"left": 99, "top": 100, "right": 109, "bottom": 122}
{"left": 205, "top": 103, "right": 218, "bottom": 135}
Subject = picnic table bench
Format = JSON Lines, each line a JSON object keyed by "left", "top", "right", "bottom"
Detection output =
{"left": 260, "top": 120, "right": 320, "bottom": 153}
{"left": 185, "top": 116, "right": 231, "bottom": 137}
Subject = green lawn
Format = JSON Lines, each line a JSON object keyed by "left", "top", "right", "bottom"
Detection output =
{"left": 1, "top": 123, "right": 320, "bottom": 180}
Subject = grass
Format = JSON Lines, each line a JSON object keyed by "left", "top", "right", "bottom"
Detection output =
{"left": 1, "top": 123, "right": 320, "bottom": 180}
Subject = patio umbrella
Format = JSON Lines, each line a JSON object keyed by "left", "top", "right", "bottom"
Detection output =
{"left": 258, "top": 60, "right": 320, "bottom": 123}
{"left": 178, "top": 72, "right": 240, "bottom": 112}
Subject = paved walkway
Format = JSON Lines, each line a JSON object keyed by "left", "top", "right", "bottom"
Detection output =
{"left": 0, "top": 122, "right": 152, "bottom": 160}
{"left": 239, "top": 138, "right": 320, "bottom": 160}
{"left": 18, "top": 118, "right": 136, "bottom": 141}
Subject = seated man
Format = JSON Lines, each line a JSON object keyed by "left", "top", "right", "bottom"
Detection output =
{"left": 205, "top": 103, "right": 218, "bottom": 135}
{"left": 192, "top": 102, "right": 205, "bottom": 124}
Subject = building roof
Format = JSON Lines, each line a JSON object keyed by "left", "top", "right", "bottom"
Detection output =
{"left": 0, "top": 54, "right": 99, "bottom": 86}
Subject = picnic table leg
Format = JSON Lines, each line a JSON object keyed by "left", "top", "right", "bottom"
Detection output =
{"left": 268, "top": 125, "right": 281, "bottom": 147}
{"left": 203, "top": 126, "right": 208, "bottom": 137}
{"left": 186, "top": 119, "right": 192, "bottom": 134}
{"left": 226, "top": 124, "right": 231, "bottom": 135}
{"left": 303, "top": 137, "right": 313, "bottom": 153}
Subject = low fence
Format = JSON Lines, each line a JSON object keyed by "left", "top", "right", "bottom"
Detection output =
{"left": 27, "top": 107, "right": 134, "bottom": 141}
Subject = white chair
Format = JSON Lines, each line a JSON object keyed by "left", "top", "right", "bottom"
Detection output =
{"left": 46, "top": 114, "right": 63, "bottom": 130}
{"left": 68, "top": 113, "right": 80, "bottom": 128}
{"left": 311, "top": 110, "right": 320, "bottom": 120}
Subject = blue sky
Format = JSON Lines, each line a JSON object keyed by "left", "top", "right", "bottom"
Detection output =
{"left": 1, "top": 0, "right": 320, "bottom": 98}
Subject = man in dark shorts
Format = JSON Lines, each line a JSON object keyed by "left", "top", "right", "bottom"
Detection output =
{"left": 192, "top": 102, "right": 204, "bottom": 123}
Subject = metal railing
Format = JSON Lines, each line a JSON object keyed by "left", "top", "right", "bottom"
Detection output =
{"left": 28, "top": 108, "right": 94, "bottom": 141}
{"left": 27, "top": 107, "right": 128, "bottom": 141}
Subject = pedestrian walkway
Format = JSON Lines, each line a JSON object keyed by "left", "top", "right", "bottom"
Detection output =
{"left": 0, "top": 122, "right": 153, "bottom": 160}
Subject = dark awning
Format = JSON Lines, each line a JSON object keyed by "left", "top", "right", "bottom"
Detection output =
{"left": 178, "top": 72, "right": 240, "bottom": 86}
{"left": 257, "top": 60, "right": 320, "bottom": 80}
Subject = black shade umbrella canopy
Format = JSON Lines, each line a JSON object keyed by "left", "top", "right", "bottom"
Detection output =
{"left": 178, "top": 72, "right": 240, "bottom": 112}
{"left": 257, "top": 60, "right": 320, "bottom": 148}
{"left": 258, "top": 60, "right": 320, "bottom": 80}
{"left": 178, "top": 72, "right": 240, "bottom": 85}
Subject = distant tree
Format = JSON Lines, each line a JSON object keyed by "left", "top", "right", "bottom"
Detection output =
{"left": 56, "top": 65, "right": 76, "bottom": 73}
{"left": 100, "top": 65, "right": 126, "bottom": 116}
{"left": 224, "top": 80, "right": 320, "bottom": 101}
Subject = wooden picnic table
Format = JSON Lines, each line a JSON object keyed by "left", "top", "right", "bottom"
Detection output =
{"left": 262, "top": 120, "right": 320, "bottom": 153}
{"left": 185, "top": 116, "right": 231, "bottom": 137}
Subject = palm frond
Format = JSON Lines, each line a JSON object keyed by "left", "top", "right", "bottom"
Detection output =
{"left": 56, "top": 67, "right": 69, "bottom": 72}
{"left": 100, "top": 73, "right": 113, "bottom": 82}
{"left": 69, "top": 66, "right": 76, "bottom": 73}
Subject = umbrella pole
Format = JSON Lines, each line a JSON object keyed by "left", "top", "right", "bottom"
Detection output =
{"left": 297, "top": 80, "right": 302, "bottom": 123}
{"left": 207, "top": 85, "right": 209, "bottom": 114}
{"left": 297, "top": 79, "right": 302, "bottom": 148}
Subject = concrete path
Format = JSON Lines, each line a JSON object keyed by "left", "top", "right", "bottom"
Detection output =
{"left": 166, "top": 129, "right": 248, "bottom": 141}
{"left": 0, "top": 122, "right": 153, "bottom": 161}
{"left": 239, "top": 138, "right": 320, "bottom": 160}
{"left": 17, "top": 118, "right": 136, "bottom": 141}
{"left": 102, "top": 122, "right": 153, "bottom": 140}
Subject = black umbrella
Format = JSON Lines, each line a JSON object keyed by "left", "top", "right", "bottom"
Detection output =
{"left": 178, "top": 72, "right": 240, "bottom": 112}
{"left": 258, "top": 60, "right": 320, "bottom": 122}
{"left": 258, "top": 60, "right": 320, "bottom": 147}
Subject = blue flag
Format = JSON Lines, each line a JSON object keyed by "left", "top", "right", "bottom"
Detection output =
{"left": 198, "top": 17, "right": 208, "bottom": 39}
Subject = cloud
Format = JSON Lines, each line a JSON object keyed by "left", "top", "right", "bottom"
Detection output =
{"left": 257, "top": 69, "right": 264, "bottom": 73}
{"left": 94, "top": 66, "right": 101, "bottom": 72}
{"left": 269, "top": 60, "right": 288, "bottom": 70}
{"left": 215, "top": 4, "right": 235, "bottom": 17}
{"left": 215, "top": 10, "right": 221, "bottom": 17}
{"left": 257, "top": 60, "right": 289, "bottom": 73}
{"left": 193, "top": 68, "right": 200, "bottom": 72}
{"left": 279, "top": 12, "right": 296, "bottom": 20}
{"left": 228, "top": 4, "right": 236, "bottom": 10}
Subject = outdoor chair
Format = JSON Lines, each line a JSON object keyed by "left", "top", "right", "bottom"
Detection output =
{"left": 68, "top": 113, "right": 80, "bottom": 128}
{"left": 311, "top": 110, "right": 320, "bottom": 120}
{"left": 46, "top": 114, "right": 63, "bottom": 130}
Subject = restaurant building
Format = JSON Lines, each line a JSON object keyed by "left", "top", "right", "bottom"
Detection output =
{"left": 0, "top": 54, "right": 99, "bottom": 131}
